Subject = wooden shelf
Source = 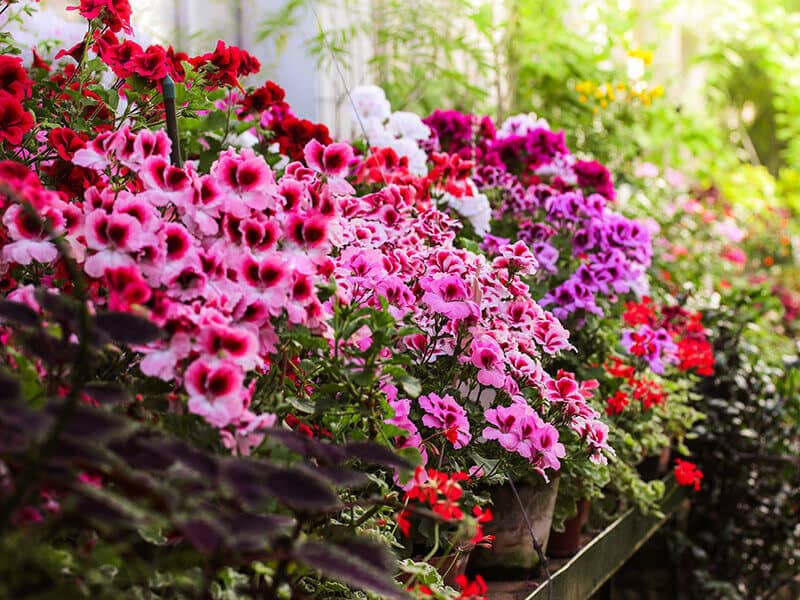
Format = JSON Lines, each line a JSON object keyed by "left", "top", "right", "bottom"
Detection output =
{"left": 486, "top": 479, "right": 689, "bottom": 600}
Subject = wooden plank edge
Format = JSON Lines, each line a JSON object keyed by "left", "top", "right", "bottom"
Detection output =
{"left": 517, "top": 479, "right": 689, "bottom": 600}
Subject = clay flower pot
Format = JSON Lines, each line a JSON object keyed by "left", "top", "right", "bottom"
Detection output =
{"left": 470, "top": 476, "right": 560, "bottom": 575}
{"left": 638, "top": 444, "right": 673, "bottom": 481}
{"left": 431, "top": 548, "right": 472, "bottom": 587}
{"left": 547, "top": 498, "right": 591, "bottom": 558}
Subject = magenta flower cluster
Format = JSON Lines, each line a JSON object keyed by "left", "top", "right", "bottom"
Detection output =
{"left": 423, "top": 109, "right": 654, "bottom": 322}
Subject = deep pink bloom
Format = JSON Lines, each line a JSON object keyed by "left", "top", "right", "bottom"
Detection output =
{"left": 469, "top": 334, "right": 506, "bottom": 388}
{"left": 184, "top": 359, "right": 245, "bottom": 427}
{"left": 420, "top": 275, "right": 479, "bottom": 320}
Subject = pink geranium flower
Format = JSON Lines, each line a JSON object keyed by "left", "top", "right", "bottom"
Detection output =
{"left": 469, "top": 334, "right": 506, "bottom": 388}
{"left": 418, "top": 392, "right": 471, "bottom": 449}
{"left": 303, "top": 139, "right": 354, "bottom": 178}
{"left": 420, "top": 275, "right": 479, "bottom": 320}
{"left": 184, "top": 359, "right": 245, "bottom": 427}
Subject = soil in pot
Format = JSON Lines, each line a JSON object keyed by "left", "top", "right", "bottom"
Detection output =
{"left": 547, "top": 498, "right": 591, "bottom": 558}
{"left": 469, "top": 476, "right": 560, "bottom": 578}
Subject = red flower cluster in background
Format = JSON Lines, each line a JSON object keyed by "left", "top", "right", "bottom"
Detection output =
{"left": 189, "top": 40, "right": 260, "bottom": 89}
{"left": 623, "top": 297, "right": 715, "bottom": 376}
{"left": 0, "top": 56, "right": 34, "bottom": 146}
{"left": 604, "top": 356, "right": 667, "bottom": 415}
{"left": 674, "top": 458, "right": 703, "bottom": 491}
{"left": 68, "top": 0, "right": 132, "bottom": 34}
{"left": 283, "top": 413, "right": 333, "bottom": 440}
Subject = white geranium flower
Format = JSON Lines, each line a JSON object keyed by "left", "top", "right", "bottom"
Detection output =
{"left": 444, "top": 181, "right": 492, "bottom": 237}
{"left": 387, "top": 111, "right": 431, "bottom": 141}
{"left": 351, "top": 85, "right": 392, "bottom": 123}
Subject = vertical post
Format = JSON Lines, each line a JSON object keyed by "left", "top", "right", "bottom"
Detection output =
{"left": 162, "top": 75, "right": 183, "bottom": 167}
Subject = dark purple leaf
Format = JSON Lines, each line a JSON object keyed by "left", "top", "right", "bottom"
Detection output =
{"left": 56, "top": 404, "right": 129, "bottom": 441}
{"left": 94, "top": 311, "right": 164, "bottom": 346}
{"left": 0, "top": 300, "right": 39, "bottom": 327}
{"left": 225, "top": 513, "right": 295, "bottom": 552}
{"left": 334, "top": 538, "right": 397, "bottom": 574}
{"left": 0, "top": 400, "right": 52, "bottom": 435}
{"left": 73, "top": 492, "right": 137, "bottom": 529}
{"left": 222, "top": 458, "right": 278, "bottom": 508}
{"left": 0, "top": 431, "right": 29, "bottom": 453}
{"left": 35, "top": 289, "right": 81, "bottom": 322}
{"left": 262, "top": 428, "right": 349, "bottom": 464}
{"left": 344, "top": 442, "right": 412, "bottom": 470}
{"left": 315, "top": 466, "right": 370, "bottom": 488}
{"left": 160, "top": 440, "right": 218, "bottom": 479}
{"left": 262, "top": 467, "right": 342, "bottom": 513}
{"left": 179, "top": 519, "right": 223, "bottom": 554}
{"left": 82, "top": 383, "right": 129, "bottom": 405}
{"left": 109, "top": 433, "right": 175, "bottom": 471}
{"left": 294, "top": 540, "right": 409, "bottom": 600}
{"left": 50, "top": 436, "right": 110, "bottom": 465}
{"left": 0, "top": 374, "right": 21, "bottom": 401}
{"left": 22, "top": 330, "right": 79, "bottom": 365}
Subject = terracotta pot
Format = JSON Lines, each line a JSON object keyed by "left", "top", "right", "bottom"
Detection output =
{"left": 432, "top": 549, "right": 471, "bottom": 587}
{"left": 547, "top": 498, "right": 591, "bottom": 558}
{"left": 638, "top": 445, "right": 672, "bottom": 481}
{"left": 470, "top": 476, "right": 560, "bottom": 575}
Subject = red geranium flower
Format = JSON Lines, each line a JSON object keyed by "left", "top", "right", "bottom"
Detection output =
{"left": 604, "top": 356, "right": 635, "bottom": 381}
{"left": 67, "top": 0, "right": 133, "bottom": 34}
{"left": 99, "top": 38, "right": 142, "bottom": 79}
{"left": 605, "top": 390, "right": 629, "bottom": 416}
{"left": 131, "top": 44, "right": 168, "bottom": 82}
{"left": 623, "top": 296, "right": 656, "bottom": 327}
{"left": 189, "top": 40, "right": 260, "bottom": 89}
{"left": 0, "top": 55, "right": 33, "bottom": 101}
{"left": 455, "top": 574, "right": 488, "bottom": 599}
{"left": 48, "top": 128, "right": 87, "bottom": 161}
{"left": 240, "top": 80, "right": 286, "bottom": 114}
{"left": 0, "top": 92, "right": 34, "bottom": 146}
{"left": 674, "top": 458, "right": 703, "bottom": 491}
{"left": 165, "top": 46, "right": 189, "bottom": 82}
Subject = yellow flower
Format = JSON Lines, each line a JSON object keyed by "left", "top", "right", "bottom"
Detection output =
{"left": 628, "top": 48, "right": 654, "bottom": 65}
